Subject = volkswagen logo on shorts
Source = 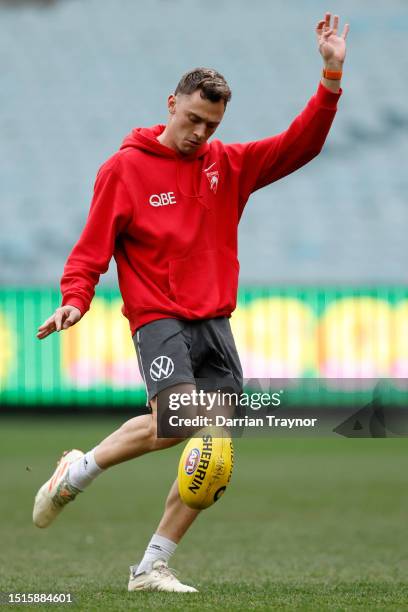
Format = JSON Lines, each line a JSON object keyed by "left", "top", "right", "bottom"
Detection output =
{"left": 150, "top": 355, "right": 174, "bottom": 381}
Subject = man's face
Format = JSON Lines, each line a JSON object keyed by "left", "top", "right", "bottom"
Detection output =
{"left": 167, "top": 90, "right": 226, "bottom": 155}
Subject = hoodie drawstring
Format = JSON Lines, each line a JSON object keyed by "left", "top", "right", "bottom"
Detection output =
{"left": 176, "top": 159, "right": 210, "bottom": 210}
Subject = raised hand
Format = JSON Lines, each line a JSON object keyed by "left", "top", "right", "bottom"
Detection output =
{"left": 316, "top": 13, "right": 349, "bottom": 69}
{"left": 37, "top": 304, "right": 82, "bottom": 340}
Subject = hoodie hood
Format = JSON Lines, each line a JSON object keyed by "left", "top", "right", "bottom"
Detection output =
{"left": 120, "top": 125, "right": 210, "bottom": 204}
{"left": 120, "top": 125, "right": 210, "bottom": 160}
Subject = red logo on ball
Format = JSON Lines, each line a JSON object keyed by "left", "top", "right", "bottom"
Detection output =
{"left": 184, "top": 448, "right": 201, "bottom": 476}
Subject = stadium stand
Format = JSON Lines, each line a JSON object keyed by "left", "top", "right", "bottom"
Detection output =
{"left": 1, "top": 0, "right": 407, "bottom": 285}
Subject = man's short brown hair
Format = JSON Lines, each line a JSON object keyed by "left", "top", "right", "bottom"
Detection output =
{"left": 175, "top": 68, "right": 232, "bottom": 107}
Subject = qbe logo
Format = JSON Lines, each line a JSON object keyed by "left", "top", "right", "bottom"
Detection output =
{"left": 149, "top": 355, "right": 174, "bottom": 381}
{"left": 149, "top": 192, "right": 177, "bottom": 207}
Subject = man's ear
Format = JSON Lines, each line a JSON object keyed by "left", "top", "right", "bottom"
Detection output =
{"left": 168, "top": 94, "right": 176, "bottom": 115}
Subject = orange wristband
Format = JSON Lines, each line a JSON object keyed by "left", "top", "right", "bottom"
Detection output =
{"left": 322, "top": 67, "right": 343, "bottom": 80}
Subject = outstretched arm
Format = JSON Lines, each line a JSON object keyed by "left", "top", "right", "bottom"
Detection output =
{"left": 317, "top": 12, "right": 350, "bottom": 93}
{"left": 36, "top": 166, "right": 133, "bottom": 340}
{"left": 225, "top": 13, "right": 350, "bottom": 213}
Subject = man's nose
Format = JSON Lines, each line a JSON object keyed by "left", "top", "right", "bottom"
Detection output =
{"left": 194, "top": 124, "right": 206, "bottom": 141}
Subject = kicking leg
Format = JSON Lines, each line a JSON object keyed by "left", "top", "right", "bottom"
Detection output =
{"left": 32, "top": 383, "right": 194, "bottom": 528}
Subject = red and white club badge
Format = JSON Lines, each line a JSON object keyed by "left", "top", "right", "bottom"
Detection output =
{"left": 204, "top": 163, "right": 219, "bottom": 194}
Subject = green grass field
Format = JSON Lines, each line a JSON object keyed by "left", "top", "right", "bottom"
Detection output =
{"left": 1, "top": 416, "right": 408, "bottom": 611}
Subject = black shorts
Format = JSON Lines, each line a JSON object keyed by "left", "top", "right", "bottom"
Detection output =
{"left": 133, "top": 317, "right": 243, "bottom": 405}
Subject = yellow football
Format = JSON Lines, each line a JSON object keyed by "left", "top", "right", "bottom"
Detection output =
{"left": 177, "top": 427, "right": 234, "bottom": 510}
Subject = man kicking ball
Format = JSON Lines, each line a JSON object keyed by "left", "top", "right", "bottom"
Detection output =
{"left": 33, "top": 13, "right": 349, "bottom": 593}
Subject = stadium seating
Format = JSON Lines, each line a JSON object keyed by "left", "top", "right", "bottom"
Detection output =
{"left": 1, "top": 0, "right": 407, "bottom": 285}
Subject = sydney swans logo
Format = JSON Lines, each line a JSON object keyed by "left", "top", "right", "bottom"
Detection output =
{"left": 204, "top": 162, "right": 219, "bottom": 194}
{"left": 150, "top": 356, "right": 174, "bottom": 381}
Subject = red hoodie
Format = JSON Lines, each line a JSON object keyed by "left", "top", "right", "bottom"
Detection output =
{"left": 61, "top": 83, "right": 341, "bottom": 335}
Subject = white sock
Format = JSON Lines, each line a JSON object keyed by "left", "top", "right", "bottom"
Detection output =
{"left": 136, "top": 534, "right": 177, "bottom": 575}
{"left": 68, "top": 448, "right": 104, "bottom": 491}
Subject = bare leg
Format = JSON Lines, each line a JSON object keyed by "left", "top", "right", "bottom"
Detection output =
{"left": 156, "top": 479, "right": 201, "bottom": 543}
{"left": 95, "top": 418, "right": 201, "bottom": 542}
{"left": 94, "top": 385, "right": 223, "bottom": 548}
{"left": 94, "top": 383, "right": 195, "bottom": 469}
{"left": 148, "top": 390, "right": 236, "bottom": 542}
{"left": 94, "top": 413, "right": 176, "bottom": 468}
